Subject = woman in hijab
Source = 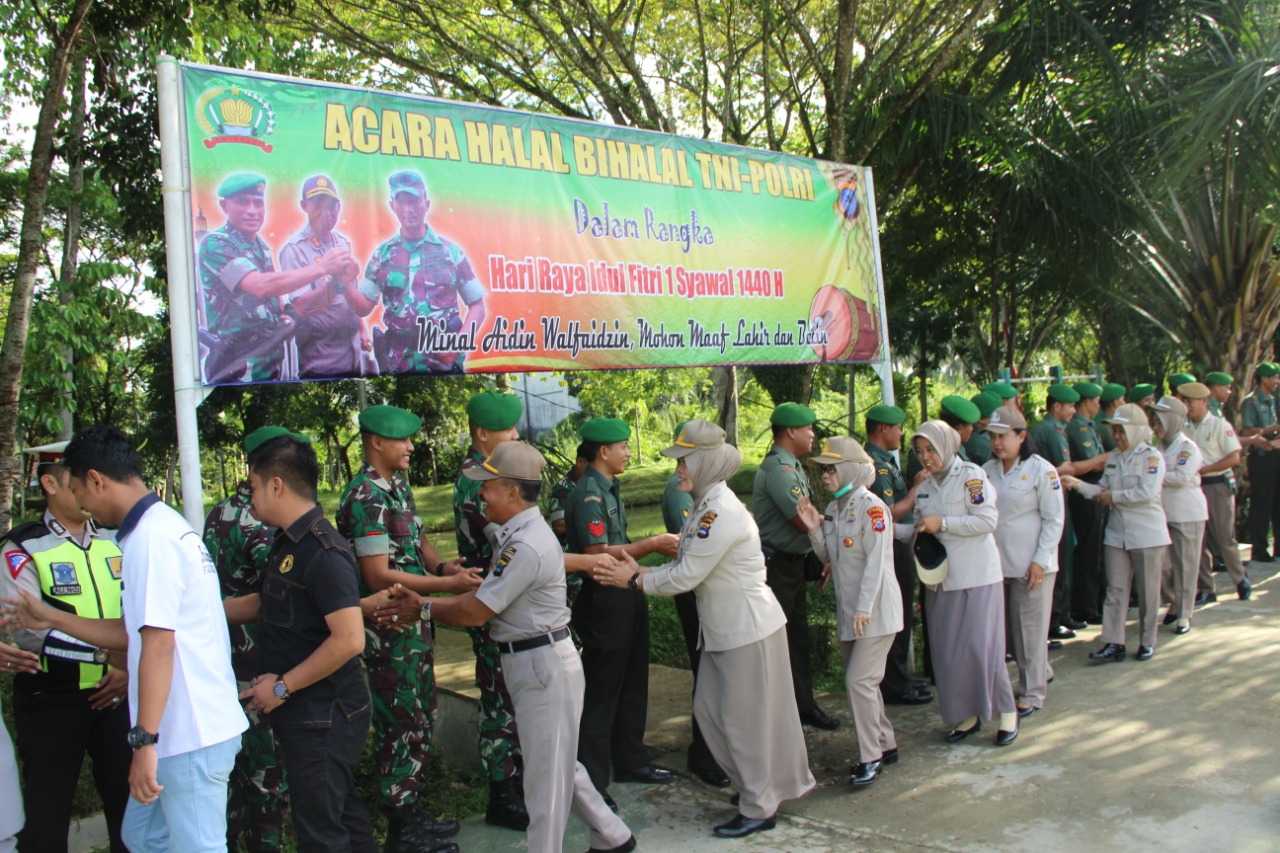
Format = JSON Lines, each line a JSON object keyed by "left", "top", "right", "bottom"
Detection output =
{"left": 592, "top": 419, "right": 814, "bottom": 840}
{"left": 1064, "top": 403, "right": 1170, "bottom": 662}
{"left": 910, "top": 420, "right": 1019, "bottom": 746}
{"left": 981, "top": 407, "right": 1065, "bottom": 719}
{"left": 795, "top": 437, "right": 902, "bottom": 787}
{"left": 1148, "top": 396, "right": 1205, "bottom": 635}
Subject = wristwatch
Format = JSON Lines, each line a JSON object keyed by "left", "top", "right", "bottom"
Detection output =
{"left": 93, "top": 647, "right": 109, "bottom": 665}
{"left": 627, "top": 572, "right": 641, "bottom": 591}
{"left": 940, "top": 518, "right": 949, "bottom": 534}
{"left": 127, "top": 726, "right": 159, "bottom": 750}
{"left": 420, "top": 600, "right": 433, "bottom": 623}
{"left": 272, "top": 678, "right": 291, "bottom": 701}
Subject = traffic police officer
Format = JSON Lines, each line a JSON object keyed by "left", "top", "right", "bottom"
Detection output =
{"left": 1030, "top": 383, "right": 1081, "bottom": 640}
{"left": 1067, "top": 382, "right": 1110, "bottom": 624}
{"left": 1206, "top": 372, "right": 1234, "bottom": 418}
{"left": 203, "top": 427, "right": 289, "bottom": 853}
{"left": 430, "top": 442, "right": 638, "bottom": 853}
{"left": 864, "top": 404, "right": 931, "bottom": 706}
{"left": 753, "top": 403, "right": 839, "bottom": 730}
{"left": 1097, "top": 384, "right": 1127, "bottom": 451}
{"left": 0, "top": 453, "right": 130, "bottom": 852}
{"left": 336, "top": 405, "right": 473, "bottom": 853}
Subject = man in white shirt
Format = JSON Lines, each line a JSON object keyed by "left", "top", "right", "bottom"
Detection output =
{"left": 3, "top": 426, "right": 247, "bottom": 852}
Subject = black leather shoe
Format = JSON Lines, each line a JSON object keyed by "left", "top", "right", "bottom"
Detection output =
{"left": 911, "top": 679, "right": 929, "bottom": 690}
{"left": 385, "top": 808, "right": 461, "bottom": 853}
{"left": 1135, "top": 645, "right": 1154, "bottom": 661}
{"left": 713, "top": 814, "right": 776, "bottom": 838}
{"left": 587, "top": 835, "right": 637, "bottom": 853}
{"left": 1065, "top": 617, "right": 1087, "bottom": 630}
{"left": 1048, "top": 625, "right": 1076, "bottom": 640}
{"left": 615, "top": 765, "right": 675, "bottom": 784}
{"left": 881, "top": 747, "right": 899, "bottom": 765}
{"left": 484, "top": 780, "right": 530, "bottom": 831}
{"left": 691, "top": 764, "right": 731, "bottom": 788}
{"left": 729, "top": 792, "right": 739, "bottom": 806}
{"left": 600, "top": 790, "right": 618, "bottom": 813}
{"left": 1017, "top": 705, "right": 1038, "bottom": 719}
{"left": 799, "top": 706, "right": 841, "bottom": 730}
{"left": 1174, "top": 624, "right": 1191, "bottom": 635}
{"left": 413, "top": 810, "right": 460, "bottom": 839}
{"left": 1089, "top": 643, "right": 1126, "bottom": 662}
{"left": 1194, "top": 591, "right": 1217, "bottom": 607}
{"left": 994, "top": 726, "right": 1018, "bottom": 747}
{"left": 945, "top": 720, "right": 981, "bottom": 742}
{"left": 850, "top": 759, "right": 882, "bottom": 786}
{"left": 1162, "top": 612, "right": 1177, "bottom": 626}
{"left": 1238, "top": 578, "right": 1253, "bottom": 600}
{"left": 1047, "top": 640, "right": 1064, "bottom": 651}
{"left": 884, "top": 687, "right": 933, "bottom": 706}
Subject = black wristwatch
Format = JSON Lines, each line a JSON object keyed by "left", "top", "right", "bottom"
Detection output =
{"left": 272, "top": 678, "right": 291, "bottom": 701}
{"left": 127, "top": 726, "right": 159, "bottom": 750}
{"left": 627, "top": 572, "right": 641, "bottom": 591}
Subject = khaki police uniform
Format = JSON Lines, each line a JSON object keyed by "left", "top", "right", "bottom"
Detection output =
{"left": 867, "top": 443, "right": 919, "bottom": 695}
{"left": 984, "top": 455, "right": 1064, "bottom": 709}
{"left": 1157, "top": 434, "right": 1207, "bottom": 628}
{"left": 1030, "top": 413, "right": 1076, "bottom": 629}
{"left": 1078, "top": 442, "right": 1170, "bottom": 648}
{"left": 808, "top": 486, "right": 902, "bottom": 763}
{"left": 475, "top": 506, "right": 631, "bottom": 853}
{"left": 1184, "top": 412, "right": 1247, "bottom": 591}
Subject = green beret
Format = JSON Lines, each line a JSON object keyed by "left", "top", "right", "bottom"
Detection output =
{"left": 770, "top": 402, "right": 817, "bottom": 428}
{"left": 1167, "top": 372, "right": 1195, "bottom": 391}
{"left": 982, "top": 381, "right": 1019, "bottom": 400}
{"left": 466, "top": 390, "right": 523, "bottom": 431}
{"left": 580, "top": 417, "right": 631, "bottom": 444}
{"left": 243, "top": 426, "right": 310, "bottom": 455}
{"left": 1046, "top": 383, "right": 1081, "bottom": 404}
{"left": 1129, "top": 383, "right": 1156, "bottom": 400}
{"left": 217, "top": 173, "right": 267, "bottom": 199}
{"left": 1073, "top": 381, "right": 1102, "bottom": 399}
{"left": 939, "top": 395, "right": 981, "bottom": 424}
{"left": 1206, "top": 371, "right": 1234, "bottom": 387}
{"left": 358, "top": 405, "right": 421, "bottom": 439}
{"left": 1255, "top": 363, "right": 1280, "bottom": 378}
{"left": 865, "top": 404, "right": 906, "bottom": 426}
{"left": 970, "top": 392, "right": 1001, "bottom": 419}
{"left": 1100, "top": 383, "right": 1127, "bottom": 403}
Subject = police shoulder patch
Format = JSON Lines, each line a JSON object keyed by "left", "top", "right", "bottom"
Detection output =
{"left": 1146, "top": 455, "right": 1160, "bottom": 474}
{"left": 1176, "top": 450, "right": 1192, "bottom": 466}
{"left": 696, "top": 511, "right": 719, "bottom": 539}
{"left": 494, "top": 545, "right": 517, "bottom": 576}
{"left": 866, "top": 505, "right": 887, "bottom": 532}
{"left": 965, "top": 478, "right": 986, "bottom": 505}
{"left": 1047, "top": 470, "right": 1061, "bottom": 490}
{"left": 6, "top": 551, "right": 30, "bottom": 580}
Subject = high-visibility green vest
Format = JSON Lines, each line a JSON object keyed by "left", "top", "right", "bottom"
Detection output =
{"left": 4, "top": 520, "right": 123, "bottom": 692}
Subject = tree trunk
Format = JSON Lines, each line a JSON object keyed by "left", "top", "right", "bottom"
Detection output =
{"left": 713, "top": 365, "right": 739, "bottom": 445}
{"left": 55, "top": 53, "right": 89, "bottom": 442}
{"left": 0, "top": 0, "right": 96, "bottom": 530}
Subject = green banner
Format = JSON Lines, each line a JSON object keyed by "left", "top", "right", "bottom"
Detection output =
{"left": 179, "top": 62, "right": 886, "bottom": 385}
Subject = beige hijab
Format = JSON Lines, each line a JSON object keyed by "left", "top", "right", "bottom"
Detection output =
{"left": 913, "top": 420, "right": 961, "bottom": 481}
{"left": 685, "top": 442, "right": 741, "bottom": 499}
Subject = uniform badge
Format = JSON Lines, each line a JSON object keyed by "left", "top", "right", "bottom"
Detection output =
{"left": 1146, "top": 456, "right": 1160, "bottom": 474}
{"left": 790, "top": 485, "right": 803, "bottom": 495}
{"left": 1176, "top": 450, "right": 1191, "bottom": 466}
{"left": 1083, "top": 441, "right": 1094, "bottom": 448}
{"left": 106, "top": 556, "right": 123, "bottom": 580}
{"left": 681, "top": 509, "right": 689, "bottom": 519}
{"left": 279, "top": 555, "right": 294, "bottom": 574}
{"left": 50, "top": 562, "right": 81, "bottom": 596}
{"left": 842, "top": 537, "right": 854, "bottom": 548}
{"left": 6, "top": 551, "right": 30, "bottom": 580}
{"left": 696, "top": 511, "right": 718, "bottom": 539}
{"left": 1048, "top": 471, "right": 1061, "bottom": 490}
{"left": 494, "top": 545, "right": 517, "bottom": 576}
{"left": 588, "top": 519, "right": 606, "bottom": 538}
{"left": 867, "top": 505, "right": 887, "bottom": 532}
{"left": 965, "top": 478, "right": 986, "bottom": 505}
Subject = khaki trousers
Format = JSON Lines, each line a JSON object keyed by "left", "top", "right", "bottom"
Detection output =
{"left": 1163, "top": 521, "right": 1206, "bottom": 626}
{"left": 1005, "top": 573, "right": 1055, "bottom": 709}
{"left": 838, "top": 635, "right": 895, "bottom": 763}
{"left": 1102, "top": 545, "right": 1166, "bottom": 648}
{"left": 1198, "top": 480, "right": 1246, "bottom": 593}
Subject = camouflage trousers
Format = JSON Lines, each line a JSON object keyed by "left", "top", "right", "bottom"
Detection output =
{"left": 467, "top": 624, "right": 522, "bottom": 782}
{"left": 366, "top": 621, "right": 435, "bottom": 809}
{"left": 228, "top": 678, "right": 289, "bottom": 853}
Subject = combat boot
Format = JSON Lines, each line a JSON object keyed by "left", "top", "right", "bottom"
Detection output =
{"left": 485, "top": 779, "right": 530, "bottom": 830}
{"left": 383, "top": 807, "right": 461, "bottom": 853}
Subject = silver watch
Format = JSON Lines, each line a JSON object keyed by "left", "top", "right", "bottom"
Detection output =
{"left": 940, "top": 517, "right": 949, "bottom": 534}
{"left": 420, "top": 600, "right": 432, "bottom": 623}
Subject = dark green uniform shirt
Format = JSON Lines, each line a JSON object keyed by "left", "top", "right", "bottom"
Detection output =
{"left": 565, "top": 466, "right": 629, "bottom": 552}
{"left": 1068, "top": 413, "right": 1105, "bottom": 461}
{"left": 1095, "top": 410, "right": 1117, "bottom": 452}
{"left": 751, "top": 444, "right": 811, "bottom": 554}
{"left": 1030, "top": 416, "right": 1070, "bottom": 466}
{"left": 661, "top": 474, "right": 694, "bottom": 535}
{"left": 868, "top": 443, "right": 908, "bottom": 505}
{"left": 1241, "top": 388, "right": 1278, "bottom": 431}
{"left": 1208, "top": 399, "right": 1224, "bottom": 418}
{"left": 964, "top": 430, "right": 993, "bottom": 466}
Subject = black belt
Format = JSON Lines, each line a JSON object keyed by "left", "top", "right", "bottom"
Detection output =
{"left": 1201, "top": 475, "right": 1227, "bottom": 484}
{"left": 497, "top": 626, "right": 571, "bottom": 655}
{"left": 761, "top": 543, "right": 807, "bottom": 561}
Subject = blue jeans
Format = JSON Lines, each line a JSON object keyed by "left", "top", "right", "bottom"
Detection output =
{"left": 121, "top": 735, "right": 240, "bottom": 852}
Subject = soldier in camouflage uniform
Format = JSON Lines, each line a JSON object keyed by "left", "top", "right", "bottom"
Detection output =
{"left": 547, "top": 443, "right": 589, "bottom": 607}
{"left": 348, "top": 171, "right": 487, "bottom": 375}
{"left": 453, "top": 390, "right": 531, "bottom": 829}
{"left": 203, "top": 427, "right": 290, "bottom": 853}
{"left": 198, "top": 173, "right": 351, "bottom": 383}
{"left": 336, "top": 405, "right": 478, "bottom": 853}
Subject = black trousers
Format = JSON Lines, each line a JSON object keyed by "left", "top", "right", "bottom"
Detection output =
{"left": 763, "top": 551, "right": 815, "bottom": 712}
{"left": 1069, "top": 492, "right": 1106, "bottom": 620}
{"left": 13, "top": 687, "right": 131, "bottom": 853}
{"left": 1247, "top": 451, "right": 1280, "bottom": 558}
{"left": 880, "top": 540, "right": 917, "bottom": 695}
{"left": 573, "top": 581, "right": 651, "bottom": 790}
{"left": 275, "top": 705, "right": 378, "bottom": 853}
{"left": 1051, "top": 497, "right": 1075, "bottom": 630}
{"left": 673, "top": 591, "right": 723, "bottom": 774}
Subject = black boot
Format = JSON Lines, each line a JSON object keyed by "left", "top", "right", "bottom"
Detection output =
{"left": 485, "top": 779, "right": 530, "bottom": 831}
{"left": 384, "top": 808, "right": 460, "bottom": 853}
{"left": 411, "top": 804, "right": 460, "bottom": 839}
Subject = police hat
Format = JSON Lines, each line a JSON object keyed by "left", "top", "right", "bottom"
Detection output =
{"left": 301, "top": 175, "right": 340, "bottom": 201}
{"left": 985, "top": 407, "right": 1027, "bottom": 433}
{"left": 1177, "top": 382, "right": 1210, "bottom": 400}
{"left": 661, "top": 419, "right": 725, "bottom": 458}
{"left": 1167, "top": 373, "right": 1195, "bottom": 392}
{"left": 358, "top": 405, "right": 421, "bottom": 439}
{"left": 466, "top": 391, "right": 523, "bottom": 431}
{"left": 914, "top": 532, "right": 949, "bottom": 587}
{"left": 462, "top": 441, "right": 546, "bottom": 482}
{"left": 808, "top": 436, "right": 873, "bottom": 466}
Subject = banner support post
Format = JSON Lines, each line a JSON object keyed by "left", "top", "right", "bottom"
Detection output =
{"left": 157, "top": 56, "right": 209, "bottom": 528}
{"left": 863, "top": 167, "right": 895, "bottom": 409}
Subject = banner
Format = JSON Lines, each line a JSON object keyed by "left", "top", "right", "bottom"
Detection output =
{"left": 177, "top": 62, "right": 888, "bottom": 386}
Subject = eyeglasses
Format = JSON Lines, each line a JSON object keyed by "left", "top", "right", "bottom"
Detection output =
{"left": 818, "top": 465, "right": 838, "bottom": 475}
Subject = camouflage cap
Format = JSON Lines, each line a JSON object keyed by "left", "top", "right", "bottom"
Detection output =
{"left": 388, "top": 169, "right": 427, "bottom": 199}
{"left": 770, "top": 402, "right": 817, "bottom": 428}
{"left": 865, "top": 404, "right": 906, "bottom": 427}
{"left": 1073, "top": 381, "right": 1102, "bottom": 399}
{"left": 217, "top": 173, "right": 267, "bottom": 199}
{"left": 580, "top": 417, "right": 632, "bottom": 443}
{"left": 970, "top": 392, "right": 1001, "bottom": 419}
{"left": 982, "top": 381, "right": 1019, "bottom": 400}
{"left": 939, "top": 395, "right": 981, "bottom": 424}
{"left": 243, "top": 425, "right": 310, "bottom": 455}
{"left": 462, "top": 441, "right": 546, "bottom": 482}
{"left": 358, "top": 405, "right": 421, "bottom": 439}
{"left": 1100, "top": 383, "right": 1127, "bottom": 403}
{"left": 1205, "top": 371, "right": 1234, "bottom": 387}
{"left": 466, "top": 390, "right": 523, "bottom": 431}
{"left": 1046, "top": 383, "right": 1081, "bottom": 404}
